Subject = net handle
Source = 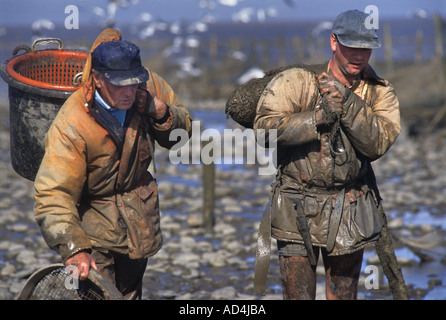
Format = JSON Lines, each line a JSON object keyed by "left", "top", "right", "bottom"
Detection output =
{"left": 88, "top": 269, "right": 124, "bottom": 300}
{"left": 15, "top": 263, "right": 65, "bottom": 300}
{"left": 15, "top": 263, "right": 124, "bottom": 300}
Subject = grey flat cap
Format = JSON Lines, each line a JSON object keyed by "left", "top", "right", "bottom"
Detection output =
{"left": 332, "top": 10, "right": 381, "bottom": 49}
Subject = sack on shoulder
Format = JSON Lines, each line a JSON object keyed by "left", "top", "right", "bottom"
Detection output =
{"left": 225, "top": 63, "right": 326, "bottom": 128}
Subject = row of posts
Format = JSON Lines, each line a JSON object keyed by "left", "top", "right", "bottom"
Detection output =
{"left": 383, "top": 13, "right": 444, "bottom": 72}
{"left": 202, "top": 14, "right": 446, "bottom": 70}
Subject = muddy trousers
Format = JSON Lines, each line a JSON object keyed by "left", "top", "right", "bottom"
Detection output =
{"left": 279, "top": 246, "right": 364, "bottom": 300}
{"left": 91, "top": 248, "right": 148, "bottom": 300}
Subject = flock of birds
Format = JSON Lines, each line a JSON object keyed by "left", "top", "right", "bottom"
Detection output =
{"left": 20, "top": 1, "right": 433, "bottom": 82}
{"left": 27, "top": 0, "right": 296, "bottom": 81}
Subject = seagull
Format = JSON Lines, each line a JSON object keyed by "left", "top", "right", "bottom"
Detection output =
{"left": 199, "top": 0, "right": 216, "bottom": 10}
{"left": 91, "top": 0, "right": 137, "bottom": 28}
{"left": 231, "top": 51, "right": 247, "bottom": 61}
{"left": 257, "top": 7, "right": 278, "bottom": 23}
{"left": 311, "top": 21, "right": 333, "bottom": 37}
{"left": 185, "top": 36, "right": 200, "bottom": 48}
{"left": 218, "top": 0, "right": 242, "bottom": 7}
{"left": 175, "top": 56, "right": 202, "bottom": 78}
{"left": 139, "top": 24, "right": 156, "bottom": 39}
{"left": 169, "top": 22, "right": 182, "bottom": 35}
{"left": 408, "top": 8, "right": 429, "bottom": 19}
{"left": 187, "top": 21, "right": 208, "bottom": 33}
{"left": 31, "top": 19, "right": 55, "bottom": 34}
{"left": 163, "top": 37, "right": 183, "bottom": 58}
{"left": 232, "top": 8, "right": 255, "bottom": 23}
{"left": 237, "top": 67, "right": 265, "bottom": 85}
{"left": 139, "top": 12, "right": 152, "bottom": 23}
{"left": 31, "top": 18, "right": 55, "bottom": 40}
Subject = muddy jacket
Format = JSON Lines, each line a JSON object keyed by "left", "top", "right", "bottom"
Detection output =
{"left": 254, "top": 62, "right": 400, "bottom": 255}
{"left": 34, "top": 29, "right": 192, "bottom": 261}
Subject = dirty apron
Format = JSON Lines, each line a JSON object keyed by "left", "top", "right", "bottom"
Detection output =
{"left": 254, "top": 169, "right": 384, "bottom": 295}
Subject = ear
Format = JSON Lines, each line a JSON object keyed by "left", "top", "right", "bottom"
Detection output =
{"left": 330, "top": 34, "right": 338, "bottom": 52}
{"left": 92, "top": 72, "right": 102, "bottom": 88}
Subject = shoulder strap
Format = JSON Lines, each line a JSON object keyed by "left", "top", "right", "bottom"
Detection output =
{"left": 139, "top": 94, "right": 157, "bottom": 174}
{"left": 115, "top": 112, "right": 142, "bottom": 191}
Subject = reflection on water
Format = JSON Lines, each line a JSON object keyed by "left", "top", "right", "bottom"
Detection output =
{"left": 401, "top": 208, "right": 446, "bottom": 229}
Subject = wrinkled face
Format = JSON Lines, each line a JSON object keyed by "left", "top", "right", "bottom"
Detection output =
{"left": 93, "top": 72, "right": 138, "bottom": 110}
{"left": 330, "top": 34, "right": 372, "bottom": 80}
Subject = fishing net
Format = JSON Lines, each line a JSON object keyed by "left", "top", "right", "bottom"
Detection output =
{"left": 16, "top": 264, "right": 123, "bottom": 300}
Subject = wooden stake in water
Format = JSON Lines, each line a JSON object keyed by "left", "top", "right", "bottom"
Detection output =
{"left": 202, "top": 140, "right": 215, "bottom": 231}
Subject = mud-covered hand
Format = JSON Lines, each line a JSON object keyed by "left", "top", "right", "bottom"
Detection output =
{"left": 315, "top": 73, "right": 346, "bottom": 126}
{"left": 65, "top": 251, "right": 97, "bottom": 281}
{"left": 314, "top": 91, "right": 344, "bottom": 126}
{"left": 317, "top": 72, "right": 350, "bottom": 101}
{"left": 135, "top": 87, "right": 168, "bottom": 120}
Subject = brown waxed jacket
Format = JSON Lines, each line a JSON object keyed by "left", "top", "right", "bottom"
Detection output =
{"left": 34, "top": 29, "right": 192, "bottom": 261}
{"left": 254, "top": 62, "right": 400, "bottom": 255}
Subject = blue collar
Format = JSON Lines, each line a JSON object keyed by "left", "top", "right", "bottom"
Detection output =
{"left": 95, "top": 90, "right": 127, "bottom": 126}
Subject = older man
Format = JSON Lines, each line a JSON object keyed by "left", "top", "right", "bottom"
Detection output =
{"left": 254, "top": 10, "right": 400, "bottom": 299}
{"left": 34, "top": 29, "right": 192, "bottom": 299}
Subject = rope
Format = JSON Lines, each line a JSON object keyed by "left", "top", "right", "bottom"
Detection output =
{"left": 319, "top": 93, "right": 344, "bottom": 186}
{"left": 12, "top": 44, "right": 31, "bottom": 56}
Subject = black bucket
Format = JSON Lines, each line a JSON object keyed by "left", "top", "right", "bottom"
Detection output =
{"left": 0, "top": 39, "right": 87, "bottom": 181}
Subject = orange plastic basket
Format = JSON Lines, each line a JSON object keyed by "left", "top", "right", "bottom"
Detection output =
{"left": 6, "top": 38, "right": 88, "bottom": 91}
{"left": 0, "top": 38, "right": 89, "bottom": 181}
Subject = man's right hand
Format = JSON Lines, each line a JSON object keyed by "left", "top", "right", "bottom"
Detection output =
{"left": 317, "top": 72, "right": 348, "bottom": 98}
{"left": 65, "top": 251, "right": 97, "bottom": 281}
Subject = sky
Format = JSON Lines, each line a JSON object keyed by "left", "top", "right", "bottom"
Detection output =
{"left": 1, "top": 0, "right": 446, "bottom": 28}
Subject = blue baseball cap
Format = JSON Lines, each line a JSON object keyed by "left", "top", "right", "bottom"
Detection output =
{"left": 92, "top": 40, "right": 149, "bottom": 86}
{"left": 332, "top": 10, "right": 381, "bottom": 49}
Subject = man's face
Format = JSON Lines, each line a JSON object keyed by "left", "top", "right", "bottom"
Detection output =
{"left": 93, "top": 73, "right": 138, "bottom": 110}
{"left": 330, "top": 34, "right": 372, "bottom": 79}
